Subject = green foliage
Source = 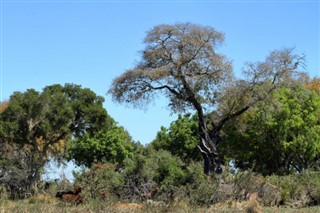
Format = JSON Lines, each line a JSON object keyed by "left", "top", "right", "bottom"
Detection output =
{"left": 184, "top": 178, "right": 219, "bottom": 206}
{"left": 152, "top": 113, "right": 201, "bottom": 163}
{"left": 267, "top": 170, "right": 320, "bottom": 207}
{"left": 150, "top": 150, "right": 187, "bottom": 189}
{"left": 222, "top": 85, "right": 320, "bottom": 175}
{"left": 74, "top": 163, "right": 124, "bottom": 200}
{"left": 69, "top": 126, "right": 135, "bottom": 167}
{"left": 1, "top": 84, "right": 114, "bottom": 157}
{"left": 302, "top": 171, "right": 320, "bottom": 205}
{"left": 120, "top": 149, "right": 187, "bottom": 201}
{"left": 73, "top": 149, "right": 192, "bottom": 202}
{"left": 182, "top": 162, "right": 220, "bottom": 206}
{"left": 43, "top": 84, "right": 114, "bottom": 137}
{"left": 0, "top": 84, "right": 114, "bottom": 198}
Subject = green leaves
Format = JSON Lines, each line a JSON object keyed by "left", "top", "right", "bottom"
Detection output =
{"left": 70, "top": 126, "right": 134, "bottom": 167}
{"left": 0, "top": 84, "right": 116, "bottom": 197}
{"left": 152, "top": 113, "right": 201, "bottom": 163}
{"left": 122, "top": 149, "right": 187, "bottom": 192}
{"left": 222, "top": 85, "right": 320, "bottom": 175}
{"left": 44, "top": 83, "right": 114, "bottom": 138}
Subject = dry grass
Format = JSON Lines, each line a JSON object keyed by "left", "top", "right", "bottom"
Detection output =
{"left": 0, "top": 196, "right": 320, "bottom": 213}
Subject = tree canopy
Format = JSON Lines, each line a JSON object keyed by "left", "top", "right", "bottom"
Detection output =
{"left": 221, "top": 85, "right": 320, "bottom": 175}
{"left": 0, "top": 84, "right": 114, "bottom": 198}
{"left": 69, "top": 126, "right": 135, "bottom": 168}
{"left": 109, "top": 23, "right": 232, "bottom": 113}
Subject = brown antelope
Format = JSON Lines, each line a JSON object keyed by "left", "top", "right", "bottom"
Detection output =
{"left": 55, "top": 187, "right": 83, "bottom": 204}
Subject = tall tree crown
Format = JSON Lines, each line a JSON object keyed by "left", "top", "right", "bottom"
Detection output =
{"left": 109, "top": 23, "right": 233, "bottom": 113}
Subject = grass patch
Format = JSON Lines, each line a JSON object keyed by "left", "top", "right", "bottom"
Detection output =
{"left": 1, "top": 198, "right": 320, "bottom": 213}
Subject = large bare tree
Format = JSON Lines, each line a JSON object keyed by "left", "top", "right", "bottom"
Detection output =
{"left": 108, "top": 23, "right": 304, "bottom": 174}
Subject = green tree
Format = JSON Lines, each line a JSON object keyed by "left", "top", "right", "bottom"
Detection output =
{"left": 152, "top": 113, "right": 201, "bottom": 163}
{"left": 108, "top": 22, "right": 304, "bottom": 174}
{"left": 222, "top": 85, "right": 320, "bottom": 175}
{"left": 69, "top": 126, "right": 135, "bottom": 167}
{"left": 0, "top": 84, "right": 113, "bottom": 198}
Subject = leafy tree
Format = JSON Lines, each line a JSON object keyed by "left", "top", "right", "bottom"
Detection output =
{"left": 152, "top": 113, "right": 201, "bottom": 163}
{"left": 222, "top": 85, "right": 320, "bottom": 175}
{"left": 0, "top": 84, "right": 113, "bottom": 198}
{"left": 108, "top": 22, "right": 304, "bottom": 174}
{"left": 69, "top": 126, "right": 135, "bottom": 167}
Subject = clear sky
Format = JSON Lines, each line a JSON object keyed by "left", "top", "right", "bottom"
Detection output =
{"left": 1, "top": 0, "right": 319, "bottom": 146}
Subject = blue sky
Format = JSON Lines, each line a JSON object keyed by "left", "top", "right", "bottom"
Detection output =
{"left": 1, "top": 0, "right": 319, "bottom": 146}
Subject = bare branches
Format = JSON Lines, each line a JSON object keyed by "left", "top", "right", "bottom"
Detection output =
{"left": 109, "top": 23, "right": 232, "bottom": 113}
{"left": 216, "top": 48, "right": 305, "bottom": 132}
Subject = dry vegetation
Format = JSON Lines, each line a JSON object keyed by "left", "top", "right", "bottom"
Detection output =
{"left": 0, "top": 197, "right": 320, "bottom": 213}
{"left": 1, "top": 169, "right": 320, "bottom": 213}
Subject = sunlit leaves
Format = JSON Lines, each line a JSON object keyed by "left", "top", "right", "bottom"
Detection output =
{"left": 123, "top": 149, "right": 187, "bottom": 190}
{"left": 152, "top": 113, "right": 201, "bottom": 163}
{"left": 222, "top": 85, "right": 320, "bottom": 175}
{"left": 0, "top": 84, "right": 114, "bottom": 188}
{"left": 70, "top": 126, "right": 134, "bottom": 167}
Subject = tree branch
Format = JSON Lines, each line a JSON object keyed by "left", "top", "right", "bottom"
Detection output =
{"left": 215, "top": 105, "right": 251, "bottom": 133}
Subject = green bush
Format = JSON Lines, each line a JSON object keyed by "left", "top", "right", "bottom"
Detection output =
{"left": 74, "top": 163, "right": 124, "bottom": 200}
{"left": 298, "top": 170, "right": 320, "bottom": 206}
{"left": 266, "top": 170, "right": 320, "bottom": 207}
{"left": 119, "top": 150, "right": 188, "bottom": 202}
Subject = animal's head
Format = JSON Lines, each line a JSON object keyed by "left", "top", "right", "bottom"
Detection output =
{"left": 74, "top": 187, "right": 82, "bottom": 194}
{"left": 55, "top": 192, "right": 64, "bottom": 198}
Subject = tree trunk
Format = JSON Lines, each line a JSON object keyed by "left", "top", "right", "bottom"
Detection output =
{"left": 182, "top": 74, "right": 223, "bottom": 174}
{"left": 197, "top": 114, "right": 222, "bottom": 175}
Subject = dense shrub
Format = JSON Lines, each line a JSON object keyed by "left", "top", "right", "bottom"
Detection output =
{"left": 120, "top": 150, "right": 187, "bottom": 202}
{"left": 70, "top": 149, "right": 320, "bottom": 209}
{"left": 74, "top": 163, "right": 123, "bottom": 200}
{"left": 266, "top": 170, "right": 320, "bottom": 207}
